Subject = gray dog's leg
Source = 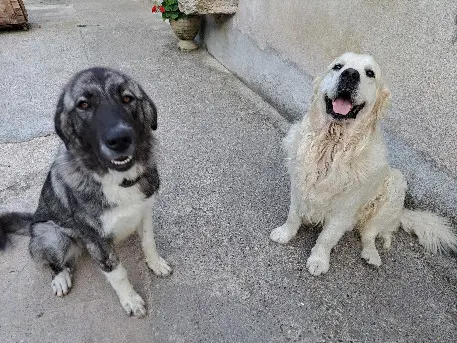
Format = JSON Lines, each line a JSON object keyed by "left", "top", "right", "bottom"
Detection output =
{"left": 29, "top": 221, "right": 81, "bottom": 297}
{"left": 83, "top": 237, "right": 147, "bottom": 317}
{"left": 138, "top": 200, "right": 172, "bottom": 276}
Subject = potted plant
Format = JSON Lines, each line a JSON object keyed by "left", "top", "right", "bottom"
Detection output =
{"left": 152, "top": 0, "right": 201, "bottom": 51}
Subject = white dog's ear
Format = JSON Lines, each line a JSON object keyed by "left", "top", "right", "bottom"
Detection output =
{"left": 326, "top": 56, "right": 340, "bottom": 70}
{"left": 372, "top": 85, "right": 391, "bottom": 120}
{"left": 312, "top": 75, "right": 323, "bottom": 94}
{"left": 313, "top": 57, "right": 339, "bottom": 95}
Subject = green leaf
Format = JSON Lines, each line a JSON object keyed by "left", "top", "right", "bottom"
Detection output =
{"left": 170, "top": 12, "right": 179, "bottom": 19}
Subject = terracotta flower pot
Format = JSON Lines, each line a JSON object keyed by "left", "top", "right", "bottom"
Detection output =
{"left": 169, "top": 16, "right": 201, "bottom": 51}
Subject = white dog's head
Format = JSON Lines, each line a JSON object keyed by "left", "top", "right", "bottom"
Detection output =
{"left": 316, "top": 52, "right": 389, "bottom": 123}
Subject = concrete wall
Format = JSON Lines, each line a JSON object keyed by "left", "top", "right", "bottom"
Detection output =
{"left": 202, "top": 0, "right": 457, "bottom": 222}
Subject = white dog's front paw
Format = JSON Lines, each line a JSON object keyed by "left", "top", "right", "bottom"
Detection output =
{"left": 306, "top": 253, "right": 330, "bottom": 276}
{"left": 120, "top": 291, "right": 147, "bottom": 317}
{"left": 147, "top": 256, "right": 172, "bottom": 277}
{"left": 51, "top": 268, "right": 72, "bottom": 297}
{"left": 270, "top": 225, "right": 297, "bottom": 244}
{"left": 361, "top": 248, "right": 382, "bottom": 267}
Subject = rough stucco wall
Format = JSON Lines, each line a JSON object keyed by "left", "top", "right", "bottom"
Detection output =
{"left": 208, "top": 0, "right": 457, "bottom": 176}
{"left": 202, "top": 0, "right": 457, "bottom": 221}
{"left": 179, "top": 0, "right": 238, "bottom": 14}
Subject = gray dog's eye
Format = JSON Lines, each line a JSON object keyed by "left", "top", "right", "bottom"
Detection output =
{"left": 365, "top": 69, "right": 375, "bottom": 78}
{"left": 122, "top": 95, "right": 134, "bottom": 104}
{"left": 77, "top": 101, "right": 90, "bottom": 110}
{"left": 332, "top": 64, "right": 343, "bottom": 71}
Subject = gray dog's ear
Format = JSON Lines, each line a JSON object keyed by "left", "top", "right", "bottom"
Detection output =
{"left": 140, "top": 91, "right": 158, "bottom": 131}
{"left": 54, "top": 91, "right": 81, "bottom": 148}
{"left": 54, "top": 92, "right": 71, "bottom": 147}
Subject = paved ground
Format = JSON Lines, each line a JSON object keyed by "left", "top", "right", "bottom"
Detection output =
{"left": 0, "top": 1, "right": 456, "bottom": 342}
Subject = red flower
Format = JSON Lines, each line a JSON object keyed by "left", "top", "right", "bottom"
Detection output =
{"left": 151, "top": 5, "right": 157, "bottom": 12}
{"left": 159, "top": 6, "right": 165, "bottom": 13}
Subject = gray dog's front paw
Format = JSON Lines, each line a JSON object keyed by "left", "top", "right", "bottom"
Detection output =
{"left": 147, "top": 256, "right": 172, "bottom": 277}
{"left": 120, "top": 291, "right": 147, "bottom": 318}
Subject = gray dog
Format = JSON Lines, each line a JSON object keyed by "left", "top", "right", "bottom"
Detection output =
{"left": 0, "top": 67, "right": 172, "bottom": 317}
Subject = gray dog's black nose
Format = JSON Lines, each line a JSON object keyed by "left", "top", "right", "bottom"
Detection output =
{"left": 341, "top": 68, "right": 360, "bottom": 82}
{"left": 103, "top": 126, "right": 134, "bottom": 152}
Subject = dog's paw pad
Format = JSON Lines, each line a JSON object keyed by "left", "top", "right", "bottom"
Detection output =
{"left": 306, "top": 254, "right": 330, "bottom": 276}
{"left": 361, "top": 248, "right": 382, "bottom": 267}
{"left": 270, "top": 226, "right": 296, "bottom": 244}
{"left": 51, "top": 268, "right": 72, "bottom": 297}
{"left": 147, "top": 256, "right": 172, "bottom": 277}
{"left": 121, "top": 292, "right": 146, "bottom": 318}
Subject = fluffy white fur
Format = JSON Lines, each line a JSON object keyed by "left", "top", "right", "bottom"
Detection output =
{"left": 270, "top": 52, "right": 457, "bottom": 276}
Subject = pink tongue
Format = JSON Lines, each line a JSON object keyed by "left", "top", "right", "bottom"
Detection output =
{"left": 332, "top": 99, "right": 352, "bottom": 115}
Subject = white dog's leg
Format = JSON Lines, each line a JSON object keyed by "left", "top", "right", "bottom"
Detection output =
{"left": 360, "top": 225, "right": 382, "bottom": 267}
{"left": 270, "top": 187, "right": 302, "bottom": 244}
{"left": 360, "top": 215, "right": 400, "bottom": 266}
{"left": 381, "top": 232, "right": 392, "bottom": 249}
{"left": 306, "top": 217, "right": 354, "bottom": 276}
{"left": 139, "top": 206, "right": 172, "bottom": 277}
{"left": 103, "top": 263, "right": 146, "bottom": 317}
{"left": 361, "top": 171, "right": 404, "bottom": 265}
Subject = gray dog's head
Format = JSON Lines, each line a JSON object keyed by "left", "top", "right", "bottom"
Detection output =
{"left": 54, "top": 67, "right": 157, "bottom": 172}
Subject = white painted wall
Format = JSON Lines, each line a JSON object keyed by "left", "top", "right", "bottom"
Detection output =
{"left": 203, "top": 0, "right": 457, "bottom": 220}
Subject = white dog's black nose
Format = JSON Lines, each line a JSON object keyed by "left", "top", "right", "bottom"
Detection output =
{"left": 340, "top": 68, "right": 360, "bottom": 83}
{"left": 103, "top": 126, "right": 134, "bottom": 152}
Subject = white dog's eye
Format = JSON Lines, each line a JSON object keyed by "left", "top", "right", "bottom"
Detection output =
{"left": 332, "top": 64, "right": 343, "bottom": 71}
{"left": 365, "top": 69, "right": 375, "bottom": 78}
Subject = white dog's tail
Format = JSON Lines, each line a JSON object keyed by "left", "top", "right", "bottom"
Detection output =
{"left": 400, "top": 209, "right": 457, "bottom": 254}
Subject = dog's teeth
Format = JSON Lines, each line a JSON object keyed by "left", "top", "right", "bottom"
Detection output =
{"left": 111, "top": 156, "right": 132, "bottom": 165}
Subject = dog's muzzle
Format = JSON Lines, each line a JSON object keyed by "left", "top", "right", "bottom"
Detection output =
{"left": 93, "top": 102, "right": 138, "bottom": 171}
{"left": 325, "top": 68, "right": 365, "bottom": 120}
{"left": 100, "top": 124, "right": 136, "bottom": 170}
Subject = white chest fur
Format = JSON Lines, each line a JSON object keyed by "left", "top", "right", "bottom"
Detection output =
{"left": 96, "top": 169, "right": 152, "bottom": 242}
{"left": 289, "top": 120, "right": 387, "bottom": 223}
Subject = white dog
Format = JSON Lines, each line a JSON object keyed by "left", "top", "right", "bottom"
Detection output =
{"left": 270, "top": 52, "right": 457, "bottom": 276}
